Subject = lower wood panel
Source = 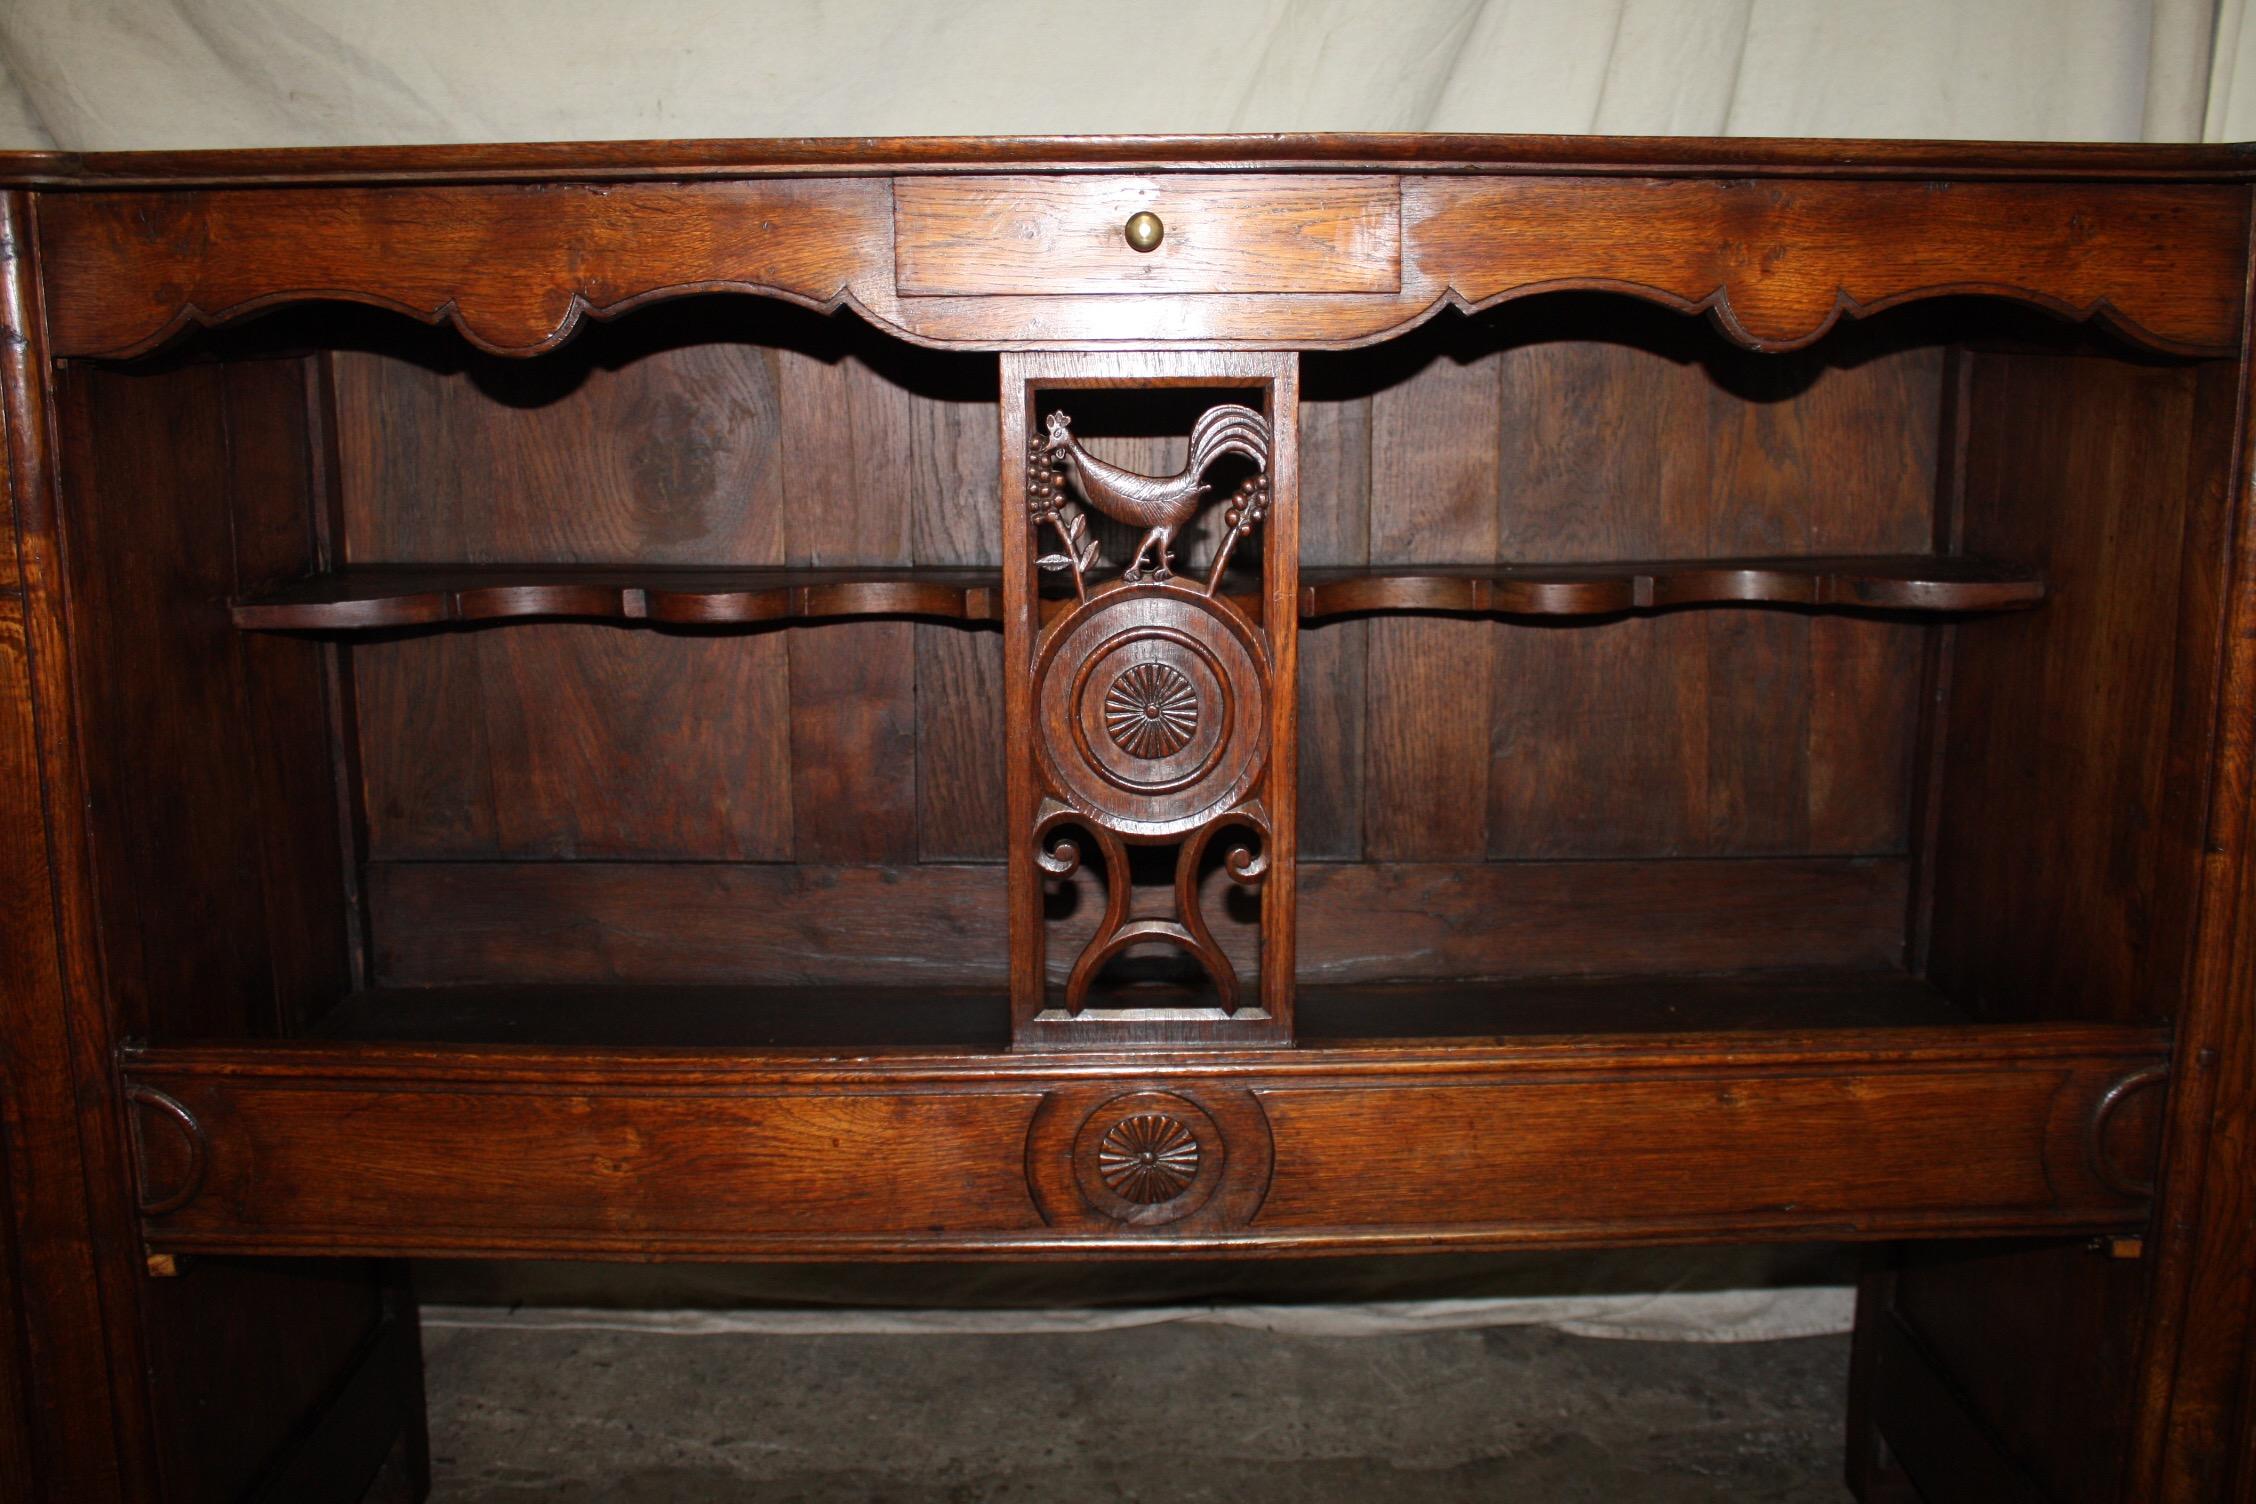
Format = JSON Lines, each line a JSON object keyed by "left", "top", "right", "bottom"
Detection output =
{"left": 1253, "top": 1068, "right": 2121, "bottom": 1231}
{"left": 1868, "top": 1306, "right": 2049, "bottom": 1504}
{"left": 124, "top": 1023, "right": 2163, "bottom": 1259}
{"left": 365, "top": 854, "right": 1907, "bottom": 988}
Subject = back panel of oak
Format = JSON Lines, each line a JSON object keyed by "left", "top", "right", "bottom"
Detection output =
{"left": 325, "top": 299, "right": 1943, "bottom": 999}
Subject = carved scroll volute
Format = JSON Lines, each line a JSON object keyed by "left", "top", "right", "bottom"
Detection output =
{"left": 1001, "top": 354, "right": 1299, "bottom": 1049}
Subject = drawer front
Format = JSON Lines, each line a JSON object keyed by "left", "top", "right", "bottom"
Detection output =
{"left": 893, "top": 174, "right": 1401, "bottom": 296}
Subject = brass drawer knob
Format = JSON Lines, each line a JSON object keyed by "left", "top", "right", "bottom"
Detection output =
{"left": 1123, "top": 210, "right": 1164, "bottom": 253}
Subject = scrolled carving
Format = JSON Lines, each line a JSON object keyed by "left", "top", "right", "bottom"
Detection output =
{"left": 1035, "top": 798, "right": 1268, "bottom": 1016}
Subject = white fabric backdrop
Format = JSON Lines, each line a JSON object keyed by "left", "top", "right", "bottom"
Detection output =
{"left": 2, "top": 1, "right": 2230, "bottom": 1339}
{"left": 0, "top": 0, "right": 2244, "bottom": 151}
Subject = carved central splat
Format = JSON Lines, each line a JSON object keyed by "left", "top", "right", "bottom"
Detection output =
{"left": 1024, "top": 398, "right": 1279, "bottom": 1018}
{"left": 1008, "top": 357, "right": 1296, "bottom": 1045}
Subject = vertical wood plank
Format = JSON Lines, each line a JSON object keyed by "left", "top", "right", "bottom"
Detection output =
{"left": 1931, "top": 351, "right": 2204, "bottom": 1024}
{"left": 1481, "top": 329, "right": 1937, "bottom": 862}
{"left": 219, "top": 358, "right": 352, "bottom": 1030}
{"left": 332, "top": 338, "right": 791, "bottom": 564}
{"left": 1261, "top": 357, "right": 1303, "bottom": 1024}
{"left": 1487, "top": 339, "right": 1712, "bottom": 858}
{"left": 910, "top": 367, "right": 1006, "bottom": 861}
{"left": 60, "top": 364, "right": 280, "bottom": 1037}
{"left": 1802, "top": 347, "right": 1940, "bottom": 855}
{"left": 356, "top": 636, "right": 500, "bottom": 858}
{"left": 781, "top": 346, "right": 919, "bottom": 863}
{"left": 478, "top": 625, "right": 798, "bottom": 859}
{"left": 1701, "top": 356, "right": 1818, "bottom": 856}
{"left": 999, "top": 358, "right": 1042, "bottom": 1025}
{"left": 1365, "top": 339, "right": 1500, "bottom": 861}
{"left": 335, "top": 338, "right": 800, "bottom": 861}
{"left": 1296, "top": 382, "right": 1370, "bottom": 860}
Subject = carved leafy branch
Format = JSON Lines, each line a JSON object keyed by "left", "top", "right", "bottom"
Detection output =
{"left": 1028, "top": 438, "right": 1100, "bottom": 600}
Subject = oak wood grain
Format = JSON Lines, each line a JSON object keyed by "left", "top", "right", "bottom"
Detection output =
{"left": 1928, "top": 353, "right": 2221, "bottom": 1023}
{"left": 1413, "top": 177, "right": 2247, "bottom": 356}
{"left": 0, "top": 192, "right": 153, "bottom": 1502}
{"left": 1363, "top": 336, "right": 1498, "bottom": 861}
{"left": 359, "top": 855, "right": 1905, "bottom": 992}
{"left": 13, "top": 131, "right": 2256, "bottom": 1502}
{"left": 1294, "top": 383, "right": 1370, "bottom": 860}
{"left": 40, "top": 179, "right": 895, "bottom": 358}
{"left": 895, "top": 175, "right": 1400, "bottom": 295}
{"left": 1300, "top": 557, "right": 2039, "bottom": 616}
{"left": 232, "top": 565, "right": 1005, "bottom": 629}
{"left": 120, "top": 1019, "right": 2165, "bottom": 1258}
{"left": 36, "top": 163, "right": 2245, "bottom": 357}
{"left": 8, "top": 132, "right": 2251, "bottom": 189}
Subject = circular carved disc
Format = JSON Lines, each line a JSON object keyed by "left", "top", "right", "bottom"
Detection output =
{"left": 1035, "top": 585, "right": 1270, "bottom": 837}
{"left": 1072, "top": 1091, "right": 1226, "bottom": 1226}
{"left": 1097, "top": 1113, "right": 1201, "bottom": 1202}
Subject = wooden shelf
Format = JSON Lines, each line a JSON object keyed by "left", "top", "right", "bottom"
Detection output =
{"left": 296, "top": 969, "right": 1979, "bottom": 1052}
{"left": 229, "top": 565, "right": 1003, "bottom": 630}
{"left": 1299, "top": 556, "right": 2044, "bottom": 618}
{"left": 233, "top": 556, "right": 2042, "bottom": 633}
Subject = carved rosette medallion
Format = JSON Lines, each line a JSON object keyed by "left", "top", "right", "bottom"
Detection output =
{"left": 1097, "top": 1113, "right": 1201, "bottom": 1202}
{"left": 1070, "top": 1090, "right": 1227, "bottom": 1226}
{"left": 1105, "top": 663, "right": 1199, "bottom": 759}
{"left": 1034, "top": 582, "right": 1270, "bottom": 837}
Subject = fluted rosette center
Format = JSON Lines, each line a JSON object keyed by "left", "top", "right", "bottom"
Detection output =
{"left": 1103, "top": 662, "right": 1199, "bottom": 759}
{"left": 1096, "top": 1114, "right": 1201, "bottom": 1204}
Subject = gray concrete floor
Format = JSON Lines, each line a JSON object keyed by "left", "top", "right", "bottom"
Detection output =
{"left": 423, "top": 1323, "right": 1854, "bottom": 1501}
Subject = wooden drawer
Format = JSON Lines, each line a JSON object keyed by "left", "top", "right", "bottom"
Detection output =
{"left": 892, "top": 174, "right": 1401, "bottom": 296}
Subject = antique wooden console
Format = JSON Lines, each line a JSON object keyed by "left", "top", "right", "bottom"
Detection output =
{"left": 2, "top": 134, "right": 2254, "bottom": 1500}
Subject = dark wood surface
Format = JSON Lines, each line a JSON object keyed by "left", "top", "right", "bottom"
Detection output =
{"left": 894, "top": 174, "right": 1402, "bottom": 296}
{"left": 119, "top": 1015, "right": 2166, "bottom": 1260}
{"left": 5, "top": 133, "right": 2255, "bottom": 1501}
{"left": 34, "top": 167, "right": 2247, "bottom": 357}
{"left": 231, "top": 565, "right": 1005, "bottom": 629}
{"left": 1300, "top": 556, "right": 2043, "bottom": 616}
{"left": 1415, "top": 177, "right": 2247, "bottom": 356}
{"left": 0, "top": 189, "right": 158, "bottom": 1503}
{"left": 299, "top": 969, "right": 1971, "bottom": 1050}
{"left": 227, "top": 554, "right": 2044, "bottom": 630}
{"left": 5, "top": 132, "right": 2252, "bottom": 188}
{"left": 1927, "top": 351, "right": 2229, "bottom": 1009}
{"left": 357, "top": 856, "right": 1906, "bottom": 993}
{"left": 1890, "top": 1241, "right": 2156, "bottom": 1504}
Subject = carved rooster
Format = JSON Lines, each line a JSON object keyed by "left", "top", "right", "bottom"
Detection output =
{"left": 1039, "top": 404, "right": 1270, "bottom": 581}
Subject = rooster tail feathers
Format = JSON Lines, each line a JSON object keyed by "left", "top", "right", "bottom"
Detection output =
{"left": 1188, "top": 403, "right": 1270, "bottom": 478}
